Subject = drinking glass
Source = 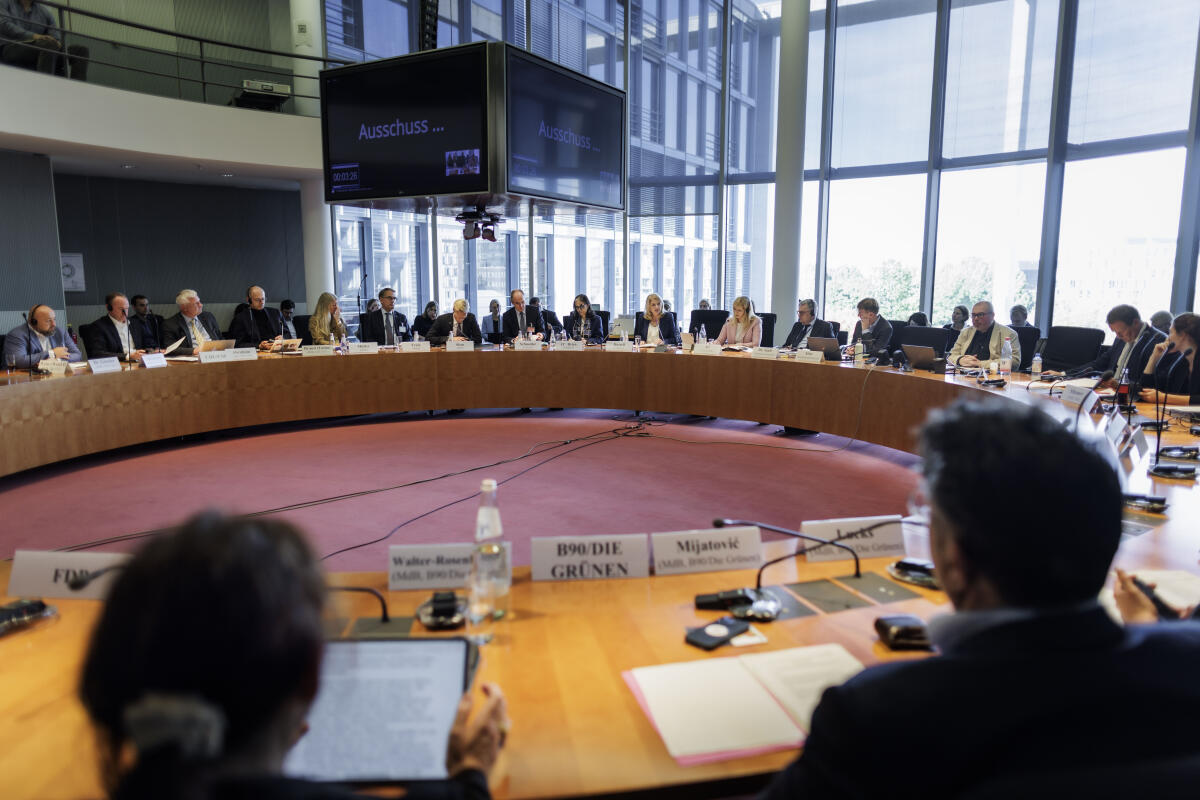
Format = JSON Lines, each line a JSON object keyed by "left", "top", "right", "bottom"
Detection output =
{"left": 634, "top": 335, "right": 642, "bottom": 348}
{"left": 5, "top": 353, "right": 14, "bottom": 374}
{"left": 581, "top": 320, "right": 591, "bottom": 343}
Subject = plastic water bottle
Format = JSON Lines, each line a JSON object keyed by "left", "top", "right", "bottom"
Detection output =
{"left": 999, "top": 336, "right": 1013, "bottom": 376}
{"left": 469, "top": 479, "right": 509, "bottom": 644}
{"left": 1031, "top": 352, "right": 1042, "bottom": 379}
{"left": 854, "top": 340, "right": 865, "bottom": 366}
{"left": 699, "top": 324, "right": 707, "bottom": 344}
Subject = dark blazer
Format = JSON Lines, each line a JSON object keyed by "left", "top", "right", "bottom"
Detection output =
{"left": 413, "top": 314, "right": 437, "bottom": 338}
{"left": 632, "top": 313, "right": 680, "bottom": 346}
{"left": 84, "top": 315, "right": 150, "bottom": 360}
{"left": 501, "top": 306, "right": 545, "bottom": 342}
{"left": 536, "top": 307, "right": 562, "bottom": 335}
{"left": 851, "top": 317, "right": 894, "bottom": 355}
{"left": 280, "top": 314, "right": 300, "bottom": 340}
{"left": 563, "top": 311, "right": 606, "bottom": 343}
{"left": 129, "top": 313, "right": 165, "bottom": 349}
{"left": 427, "top": 312, "right": 483, "bottom": 346}
{"left": 1091, "top": 324, "right": 1165, "bottom": 379}
{"left": 358, "top": 308, "right": 411, "bottom": 345}
{"left": 3, "top": 322, "right": 82, "bottom": 368}
{"left": 1143, "top": 352, "right": 1200, "bottom": 403}
{"left": 227, "top": 306, "right": 284, "bottom": 348}
{"left": 759, "top": 608, "right": 1200, "bottom": 800}
{"left": 782, "top": 318, "right": 836, "bottom": 349}
{"left": 208, "top": 769, "right": 489, "bottom": 799}
{"left": 161, "top": 311, "right": 223, "bottom": 355}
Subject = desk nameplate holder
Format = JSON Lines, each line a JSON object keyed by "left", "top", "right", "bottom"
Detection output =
{"left": 198, "top": 350, "right": 229, "bottom": 363}
{"left": 141, "top": 353, "right": 167, "bottom": 368}
{"left": 388, "top": 543, "right": 512, "bottom": 590}
{"left": 606, "top": 340, "right": 634, "bottom": 353}
{"left": 8, "top": 550, "right": 130, "bottom": 600}
{"left": 556, "top": 339, "right": 585, "bottom": 351}
{"left": 792, "top": 349, "right": 825, "bottom": 364}
{"left": 446, "top": 339, "right": 474, "bottom": 352}
{"left": 228, "top": 348, "right": 258, "bottom": 362}
{"left": 40, "top": 358, "right": 69, "bottom": 376}
{"left": 1061, "top": 384, "right": 1099, "bottom": 414}
{"left": 400, "top": 341, "right": 431, "bottom": 353}
{"left": 302, "top": 345, "right": 336, "bottom": 357}
{"left": 802, "top": 515, "right": 905, "bottom": 562}
{"left": 751, "top": 347, "right": 779, "bottom": 360}
{"left": 512, "top": 339, "right": 543, "bottom": 352}
{"left": 88, "top": 357, "right": 121, "bottom": 373}
{"left": 692, "top": 342, "right": 722, "bottom": 356}
{"left": 348, "top": 342, "right": 379, "bottom": 355}
{"left": 531, "top": 534, "right": 650, "bottom": 581}
{"left": 651, "top": 527, "right": 762, "bottom": 576}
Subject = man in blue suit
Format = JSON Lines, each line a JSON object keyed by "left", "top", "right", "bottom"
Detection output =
{"left": 759, "top": 399, "right": 1200, "bottom": 799}
{"left": 3, "top": 303, "right": 82, "bottom": 368}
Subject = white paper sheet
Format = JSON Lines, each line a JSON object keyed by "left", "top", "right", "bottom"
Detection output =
{"left": 737, "top": 644, "right": 864, "bottom": 731}
{"left": 1127, "top": 570, "right": 1200, "bottom": 610}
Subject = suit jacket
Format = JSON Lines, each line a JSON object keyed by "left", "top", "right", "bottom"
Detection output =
{"left": 129, "top": 313, "right": 165, "bottom": 349}
{"left": 280, "top": 315, "right": 300, "bottom": 339}
{"left": 1142, "top": 352, "right": 1200, "bottom": 403}
{"left": 84, "top": 315, "right": 150, "bottom": 360}
{"left": 850, "top": 317, "right": 894, "bottom": 355}
{"left": 228, "top": 306, "right": 284, "bottom": 348}
{"left": 782, "top": 318, "right": 835, "bottom": 349}
{"left": 536, "top": 307, "right": 562, "bottom": 335}
{"left": 358, "top": 308, "right": 411, "bottom": 345}
{"left": 428, "top": 312, "right": 483, "bottom": 346}
{"left": 632, "top": 313, "right": 680, "bottom": 346}
{"left": 1091, "top": 324, "right": 1165, "bottom": 379}
{"left": 501, "top": 306, "right": 545, "bottom": 342}
{"left": 714, "top": 316, "right": 762, "bottom": 346}
{"left": 413, "top": 314, "right": 437, "bottom": 338}
{"left": 759, "top": 608, "right": 1200, "bottom": 800}
{"left": 3, "top": 322, "right": 82, "bottom": 368}
{"left": 948, "top": 322, "right": 1021, "bottom": 368}
{"left": 564, "top": 311, "right": 606, "bottom": 343}
{"left": 208, "top": 768, "right": 489, "bottom": 800}
{"left": 161, "top": 311, "right": 223, "bottom": 356}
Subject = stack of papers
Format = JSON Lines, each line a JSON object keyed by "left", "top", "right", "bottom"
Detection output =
{"left": 623, "top": 644, "right": 863, "bottom": 765}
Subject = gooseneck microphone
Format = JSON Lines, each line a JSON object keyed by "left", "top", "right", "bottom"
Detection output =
{"left": 714, "top": 518, "right": 862, "bottom": 579}
{"left": 1072, "top": 371, "right": 1113, "bottom": 430}
{"left": 1150, "top": 346, "right": 1193, "bottom": 477}
{"left": 329, "top": 586, "right": 391, "bottom": 623}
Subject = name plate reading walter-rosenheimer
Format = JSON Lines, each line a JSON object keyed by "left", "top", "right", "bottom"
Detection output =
{"left": 651, "top": 526, "right": 762, "bottom": 576}
{"left": 531, "top": 534, "right": 649, "bottom": 581}
{"left": 802, "top": 515, "right": 905, "bottom": 562}
{"left": 388, "top": 543, "right": 512, "bottom": 590}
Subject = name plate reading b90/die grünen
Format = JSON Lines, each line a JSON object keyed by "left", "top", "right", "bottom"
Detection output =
{"left": 531, "top": 535, "right": 650, "bottom": 581}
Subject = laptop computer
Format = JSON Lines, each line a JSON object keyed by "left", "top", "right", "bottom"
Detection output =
{"left": 805, "top": 336, "right": 842, "bottom": 362}
{"left": 198, "top": 339, "right": 236, "bottom": 352}
{"left": 901, "top": 344, "right": 939, "bottom": 371}
{"left": 609, "top": 315, "right": 636, "bottom": 340}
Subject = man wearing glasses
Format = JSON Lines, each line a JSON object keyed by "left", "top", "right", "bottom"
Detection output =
{"left": 948, "top": 301, "right": 1021, "bottom": 369}
{"left": 358, "top": 287, "right": 411, "bottom": 346}
{"left": 782, "top": 298, "right": 836, "bottom": 349}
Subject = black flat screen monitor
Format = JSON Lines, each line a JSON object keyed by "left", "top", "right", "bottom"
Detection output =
{"left": 506, "top": 49, "right": 624, "bottom": 210}
{"left": 321, "top": 45, "right": 489, "bottom": 202}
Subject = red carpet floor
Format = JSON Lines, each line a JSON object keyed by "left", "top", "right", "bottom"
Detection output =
{"left": 0, "top": 409, "right": 921, "bottom": 572}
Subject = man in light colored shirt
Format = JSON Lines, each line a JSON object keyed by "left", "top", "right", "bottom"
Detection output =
{"left": 948, "top": 301, "right": 1021, "bottom": 369}
{"left": 3, "top": 303, "right": 81, "bottom": 368}
{"left": 161, "top": 289, "right": 222, "bottom": 356}
{"left": 84, "top": 293, "right": 148, "bottom": 362}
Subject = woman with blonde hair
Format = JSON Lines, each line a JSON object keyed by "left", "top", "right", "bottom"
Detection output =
{"left": 714, "top": 296, "right": 761, "bottom": 346}
{"left": 308, "top": 292, "right": 347, "bottom": 345}
{"left": 632, "top": 292, "right": 680, "bottom": 346}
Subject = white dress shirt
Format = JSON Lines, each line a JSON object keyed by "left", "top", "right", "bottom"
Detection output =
{"left": 108, "top": 314, "right": 134, "bottom": 357}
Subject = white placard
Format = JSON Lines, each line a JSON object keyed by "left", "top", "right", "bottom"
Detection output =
{"left": 1105, "top": 412, "right": 1129, "bottom": 445}
{"left": 348, "top": 342, "right": 379, "bottom": 355}
{"left": 531, "top": 534, "right": 650, "bottom": 581}
{"left": 141, "top": 352, "right": 167, "bottom": 369}
{"left": 302, "top": 345, "right": 336, "bottom": 357}
{"left": 512, "top": 339, "right": 543, "bottom": 351}
{"left": 88, "top": 357, "right": 121, "bottom": 373}
{"left": 751, "top": 347, "right": 779, "bottom": 360}
{"left": 1131, "top": 426, "right": 1150, "bottom": 459}
{"left": 387, "top": 543, "right": 512, "bottom": 590}
{"left": 400, "top": 341, "right": 431, "bottom": 353}
{"left": 8, "top": 550, "right": 129, "bottom": 600}
{"left": 692, "top": 342, "right": 723, "bottom": 356}
{"left": 556, "top": 339, "right": 584, "bottom": 351}
{"left": 228, "top": 348, "right": 259, "bottom": 362}
{"left": 60, "top": 252, "right": 85, "bottom": 292}
{"left": 1061, "top": 384, "right": 1099, "bottom": 413}
{"left": 792, "top": 349, "right": 825, "bottom": 364}
{"left": 446, "top": 339, "right": 474, "bottom": 352}
{"left": 801, "top": 515, "right": 905, "bottom": 562}
{"left": 198, "top": 349, "right": 230, "bottom": 363}
{"left": 39, "top": 358, "right": 68, "bottom": 376}
{"left": 606, "top": 340, "right": 634, "bottom": 353}
{"left": 651, "top": 526, "right": 762, "bottom": 576}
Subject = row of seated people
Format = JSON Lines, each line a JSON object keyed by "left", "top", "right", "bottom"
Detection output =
{"left": 67, "top": 399, "right": 1200, "bottom": 800}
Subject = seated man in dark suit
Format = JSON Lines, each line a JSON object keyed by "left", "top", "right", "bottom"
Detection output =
{"left": 1086, "top": 304, "right": 1165, "bottom": 388}
{"left": 161, "top": 289, "right": 222, "bottom": 355}
{"left": 529, "top": 296, "right": 562, "bottom": 338}
{"left": 227, "top": 285, "right": 284, "bottom": 349}
{"left": 3, "top": 303, "right": 82, "bottom": 368}
{"left": 759, "top": 399, "right": 1200, "bottom": 800}
{"left": 501, "top": 289, "right": 544, "bottom": 343}
{"left": 782, "top": 298, "right": 835, "bottom": 349}
{"left": 428, "top": 298, "right": 483, "bottom": 346}
{"left": 279, "top": 298, "right": 299, "bottom": 339}
{"left": 848, "top": 297, "right": 893, "bottom": 358}
{"left": 359, "top": 286, "right": 411, "bottom": 346}
{"left": 128, "top": 294, "right": 164, "bottom": 350}
{"left": 84, "top": 292, "right": 150, "bottom": 362}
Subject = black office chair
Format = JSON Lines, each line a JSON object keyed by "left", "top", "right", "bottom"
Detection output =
{"left": 1013, "top": 325, "right": 1041, "bottom": 371}
{"left": 1040, "top": 326, "right": 1104, "bottom": 372}
{"left": 688, "top": 309, "right": 729, "bottom": 338}
{"left": 836, "top": 330, "right": 848, "bottom": 346}
{"left": 897, "top": 325, "right": 956, "bottom": 356}
{"left": 77, "top": 321, "right": 97, "bottom": 359}
{"left": 595, "top": 309, "right": 611, "bottom": 336}
{"left": 884, "top": 319, "right": 907, "bottom": 350}
{"left": 758, "top": 312, "right": 776, "bottom": 347}
{"left": 293, "top": 315, "right": 313, "bottom": 346}
{"left": 829, "top": 320, "right": 841, "bottom": 336}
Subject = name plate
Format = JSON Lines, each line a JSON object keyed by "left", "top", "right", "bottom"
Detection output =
{"left": 802, "top": 515, "right": 905, "bottom": 562}
{"left": 1130, "top": 426, "right": 1150, "bottom": 460}
{"left": 651, "top": 526, "right": 762, "bottom": 576}
{"left": 88, "top": 357, "right": 121, "bottom": 373}
{"left": 228, "top": 348, "right": 259, "bottom": 362}
{"left": 400, "top": 341, "right": 431, "bottom": 353}
{"left": 792, "top": 348, "right": 825, "bottom": 364}
{"left": 692, "top": 342, "right": 723, "bottom": 356}
{"left": 1061, "top": 384, "right": 1099, "bottom": 413}
{"left": 512, "top": 339, "right": 543, "bottom": 351}
{"left": 302, "top": 345, "right": 336, "bottom": 357}
{"left": 531, "top": 534, "right": 650, "bottom": 581}
{"left": 40, "top": 358, "right": 69, "bottom": 376}
{"left": 446, "top": 339, "right": 474, "bottom": 352}
{"left": 387, "top": 543, "right": 512, "bottom": 590}
{"left": 606, "top": 340, "right": 634, "bottom": 353}
{"left": 751, "top": 347, "right": 779, "bottom": 360}
{"left": 1105, "top": 412, "right": 1129, "bottom": 445}
{"left": 348, "top": 342, "right": 380, "bottom": 355}
{"left": 198, "top": 349, "right": 230, "bottom": 363}
{"left": 8, "top": 550, "right": 130, "bottom": 600}
{"left": 557, "top": 339, "right": 584, "bottom": 351}
{"left": 141, "top": 352, "right": 167, "bottom": 368}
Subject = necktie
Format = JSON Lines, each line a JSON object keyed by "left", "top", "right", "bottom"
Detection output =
{"left": 518, "top": 312, "right": 525, "bottom": 333}
{"left": 455, "top": 320, "right": 463, "bottom": 338}
{"left": 384, "top": 311, "right": 394, "bottom": 345}
{"left": 191, "top": 318, "right": 205, "bottom": 346}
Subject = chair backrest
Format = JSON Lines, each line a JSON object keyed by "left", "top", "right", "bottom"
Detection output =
{"left": 758, "top": 312, "right": 776, "bottom": 347}
{"left": 293, "top": 315, "right": 313, "bottom": 346}
{"left": 828, "top": 320, "right": 841, "bottom": 336}
{"left": 1041, "top": 325, "right": 1104, "bottom": 372}
{"left": 595, "top": 309, "right": 611, "bottom": 334}
{"left": 1014, "top": 325, "right": 1041, "bottom": 370}
{"left": 77, "top": 322, "right": 97, "bottom": 359}
{"left": 688, "top": 309, "right": 729, "bottom": 337}
{"left": 884, "top": 319, "right": 907, "bottom": 350}
{"left": 836, "top": 330, "right": 848, "bottom": 346}
{"left": 898, "top": 325, "right": 956, "bottom": 356}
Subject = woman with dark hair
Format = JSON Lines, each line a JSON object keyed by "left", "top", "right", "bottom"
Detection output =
{"left": 413, "top": 301, "right": 439, "bottom": 339}
{"left": 943, "top": 305, "right": 968, "bottom": 332}
{"left": 564, "top": 294, "right": 605, "bottom": 343}
{"left": 80, "top": 512, "right": 506, "bottom": 800}
{"left": 907, "top": 312, "right": 929, "bottom": 327}
{"left": 1140, "top": 312, "right": 1200, "bottom": 406}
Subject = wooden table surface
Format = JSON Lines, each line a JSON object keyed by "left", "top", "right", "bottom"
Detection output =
{"left": 2, "top": 350, "right": 1198, "bottom": 799}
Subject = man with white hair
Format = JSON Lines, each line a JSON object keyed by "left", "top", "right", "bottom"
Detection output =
{"left": 161, "top": 289, "right": 222, "bottom": 355}
{"left": 947, "top": 300, "right": 1021, "bottom": 369}
{"left": 427, "top": 298, "right": 482, "bottom": 346}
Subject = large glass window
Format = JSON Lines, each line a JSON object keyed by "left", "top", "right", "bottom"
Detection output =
{"left": 727, "top": 0, "right": 781, "bottom": 176}
{"left": 1053, "top": 148, "right": 1186, "bottom": 331}
{"left": 724, "top": 183, "right": 775, "bottom": 312}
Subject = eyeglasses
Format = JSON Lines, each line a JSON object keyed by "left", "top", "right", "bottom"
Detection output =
{"left": 971, "top": 312, "right": 993, "bottom": 318}
{"left": 574, "top": 303, "right": 586, "bottom": 309}
{"left": 382, "top": 295, "right": 396, "bottom": 300}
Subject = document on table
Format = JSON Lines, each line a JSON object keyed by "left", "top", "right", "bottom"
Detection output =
{"left": 1128, "top": 570, "right": 1200, "bottom": 609}
{"left": 625, "top": 644, "right": 863, "bottom": 765}
{"left": 283, "top": 638, "right": 469, "bottom": 782}
{"left": 163, "top": 336, "right": 186, "bottom": 355}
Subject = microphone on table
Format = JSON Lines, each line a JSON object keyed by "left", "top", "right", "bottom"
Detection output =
{"left": 67, "top": 564, "right": 126, "bottom": 591}
{"left": 1072, "top": 371, "right": 1113, "bottom": 430}
{"left": 329, "top": 586, "right": 391, "bottom": 622}
{"left": 695, "top": 519, "right": 864, "bottom": 622}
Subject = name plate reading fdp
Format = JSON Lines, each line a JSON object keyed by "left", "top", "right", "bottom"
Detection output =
{"left": 198, "top": 349, "right": 230, "bottom": 363}
{"left": 692, "top": 342, "right": 723, "bottom": 356}
{"left": 348, "top": 342, "right": 379, "bottom": 355}
{"left": 606, "top": 340, "right": 634, "bottom": 353}
{"left": 8, "top": 550, "right": 130, "bottom": 600}
{"left": 227, "top": 348, "right": 259, "bottom": 362}
{"left": 556, "top": 339, "right": 584, "bottom": 351}
{"left": 88, "top": 357, "right": 121, "bottom": 373}
{"left": 302, "top": 345, "right": 335, "bottom": 357}
{"left": 1060, "top": 384, "right": 1099, "bottom": 413}
{"left": 388, "top": 543, "right": 512, "bottom": 590}
{"left": 446, "top": 339, "right": 474, "bottom": 352}
{"left": 651, "top": 526, "right": 762, "bottom": 576}
{"left": 512, "top": 339, "right": 543, "bottom": 351}
{"left": 141, "top": 352, "right": 167, "bottom": 368}
{"left": 792, "top": 348, "right": 825, "bottom": 364}
{"left": 531, "top": 534, "right": 650, "bottom": 581}
{"left": 751, "top": 347, "right": 779, "bottom": 360}
{"left": 802, "top": 515, "right": 905, "bottom": 562}
{"left": 400, "top": 341, "right": 431, "bottom": 353}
